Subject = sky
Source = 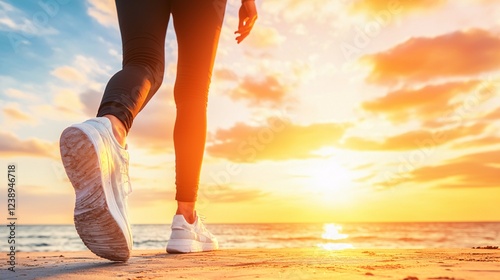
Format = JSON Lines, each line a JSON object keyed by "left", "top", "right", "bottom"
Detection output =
{"left": 0, "top": 0, "right": 499, "bottom": 224}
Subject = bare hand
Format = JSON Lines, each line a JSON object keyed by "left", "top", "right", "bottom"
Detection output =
{"left": 234, "top": 1, "right": 258, "bottom": 44}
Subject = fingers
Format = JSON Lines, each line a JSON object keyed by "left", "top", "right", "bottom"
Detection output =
{"left": 234, "top": 16, "right": 256, "bottom": 43}
{"left": 234, "top": 15, "right": 257, "bottom": 43}
{"left": 234, "top": 1, "right": 258, "bottom": 44}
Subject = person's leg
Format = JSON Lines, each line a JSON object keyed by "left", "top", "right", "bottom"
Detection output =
{"left": 171, "top": 0, "right": 227, "bottom": 223}
{"left": 60, "top": 0, "right": 171, "bottom": 262}
{"left": 97, "top": 0, "right": 172, "bottom": 146}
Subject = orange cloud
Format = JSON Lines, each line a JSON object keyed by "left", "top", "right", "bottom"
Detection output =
{"left": 214, "top": 68, "right": 238, "bottom": 82}
{"left": 451, "top": 136, "right": 500, "bottom": 149}
{"left": 411, "top": 151, "right": 500, "bottom": 188}
{"left": 5, "top": 88, "right": 39, "bottom": 102}
{"left": 50, "top": 66, "right": 86, "bottom": 83}
{"left": 229, "top": 75, "right": 290, "bottom": 106}
{"left": 354, "top": 173, "right": 377, "bottom": 183}
{"left": 420, "top": 83, "right": 499, "bottom": 129}
{"left": 199, "top": 185, "right": 268, "bottom": 203}
{"left": 207, "top": 119, "right": 350, "bottom": 162}
{"left": 363, "top": 29, "right": 500, "bottom": 85}
{"left": 353, "top": 163, "right": 374, "bottom": 170}
{"left": 484, "top": 107, "right": 500, "bottom": 120}
{"left": 0, "top": 131, "right": 57, "bottom": 158}
{"left": 87, "top": 0, "right": 117, "bottom": 28}
{"left": 3, "top": 104, "right": 34, "bottom": 123}
{"left": 342, "top": 122, "right": 488, "bottom": 151}
{"left": 262, "top": 0, "right": 338, "bottom": 22}
{"left": 128, "top": 185, "right": 266, "bottom": 208}
{"left": 245, "top": 26, "right": 285, "bottom": 48}
{"left": 362, "top": 80, "right": 481, "bottom": 123}
{"left": 350, "top": 0, "right": 446, "bottom": 14}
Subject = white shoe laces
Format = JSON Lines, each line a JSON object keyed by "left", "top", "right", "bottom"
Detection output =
{"left": 196, "top": 214, "right": 213, "bottom": 236}
{"left": 198, "top": 213, "right": 206, "bottom": 222}
{"left": 121, "top": 154, "right": 132, "bottom": 196}
{"left": 100, "top": 117, "right": 133, "bottom": 197}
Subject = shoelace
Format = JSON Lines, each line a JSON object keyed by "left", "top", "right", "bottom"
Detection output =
{"left": 99, "top": 117, "right": 133, "bottom": 197}
{"left": 198, "top": 213, "right": 206, "bottom": 221}
{"left": 121, "top": 154, "right": 132, "bottom": 196}
{"left": 196, "top": 214, "right": 212, "bottom": 235}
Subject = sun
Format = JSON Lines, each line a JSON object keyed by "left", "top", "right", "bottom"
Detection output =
{"left": 304, "top": 159, "right": 356, "bottom": 204}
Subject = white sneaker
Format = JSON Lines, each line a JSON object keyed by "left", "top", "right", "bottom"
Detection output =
{"left": 60, "top": 117, "right": 133, "bottom": 262}
{"left": 166, "top": 213, "right": 219, "bottom": 253}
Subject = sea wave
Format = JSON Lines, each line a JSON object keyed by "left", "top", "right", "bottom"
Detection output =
{"left": 3, "top": 222, "right": 499, "bottom": 252}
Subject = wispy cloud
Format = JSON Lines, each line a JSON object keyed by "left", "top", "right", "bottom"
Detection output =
{"left": 86, "top": 0, "right": 117, "bottom": 28}
{"left": 4, "top": 88, "right": 40, "bottom": 102}
{"left": 128, "top": 184, "right": 267, "bottom": 209}
{"left": 207, "top": 120, "right": 350, "bottom": 162}
{"left": 412, "top": 151, "right": 500, "bottom": 188}
{"left": 350, "top": 0, "right": 446, "bottom": 15}
{"left": 199, "top": 184, "right": 268, "bottom": 203}
{"left": 451, "top": 135, "right": 500, "bottom": 149}
{"left": 0, "top": 131, "right": 57, "bottom": 159}
{"left": 50, "top": 55, "right": 111, "bottom": 87}
{"left": 342, "top": 122, "right": 488, "bottom": 151}
{"left": 0, "top": 0, "right": 59, "bottom": 35}
{"left": 262, "top": 0, "right": 338, "bottom": 22}
{"left": 2, "top": 103, "right": 36, "bottom": 124}
{"left": 51, "top": 65, "right": 86, "bottom": 83}
{"left": 214, "top": 67, "right": 238, "bottom": 82}
{"left": 362, "top": 80, "right": 482, "bottom": 123}
{"left": 24, "top": 86, "right": 87, "bottom": 123}
{"left": 244, "top": 25, "right": 285, "bottom": 48}
{"left": 363, "top": 29, "right": 500, "bottom": 85}
{"left": 229, "top": 75, "right": 290, "bottom": 106}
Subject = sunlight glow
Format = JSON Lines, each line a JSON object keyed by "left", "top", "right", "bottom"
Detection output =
{"left": 318, "top": 223, "right": 353, "bottom": 251}
{"left": 318, "top": 243, "right": 354, "bottom": 250}
{"left": 306, "top": 160, "right": 355, "bottom": 203}
{"left": 321, "top": 224, "right": 348, "bottom": 240}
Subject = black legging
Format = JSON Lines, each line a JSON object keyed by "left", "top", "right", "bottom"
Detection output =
{"left": 97, "top": 0, "right": 227, "bottom": 202}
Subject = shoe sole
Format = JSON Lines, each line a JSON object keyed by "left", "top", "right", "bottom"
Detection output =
{"left": 167, "top": 239, "right": 218, "bottom": 254}
{"left": 60, "top": 126, "right": 130, "bottom": 262}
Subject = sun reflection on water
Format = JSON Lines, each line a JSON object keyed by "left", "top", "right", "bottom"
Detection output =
{"left": 318, "top": 223, "right": 354, "bottom": 250}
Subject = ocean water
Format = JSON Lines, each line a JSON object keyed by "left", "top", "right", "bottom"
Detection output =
{"left": 2, "top": 222, "right": 499, "bottom": 252}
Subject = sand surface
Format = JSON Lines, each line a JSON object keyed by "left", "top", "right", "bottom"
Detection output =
{"left": 2, "top": 248, "right": 500, "bottom": 280}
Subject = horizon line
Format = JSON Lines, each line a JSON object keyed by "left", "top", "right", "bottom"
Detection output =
{"left": 14, "top": 220, "right": 500, "bottom": 226}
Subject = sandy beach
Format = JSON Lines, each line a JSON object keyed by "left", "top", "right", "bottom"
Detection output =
{"left": 2, "top": 248, "right": 499, "bottom": 280}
